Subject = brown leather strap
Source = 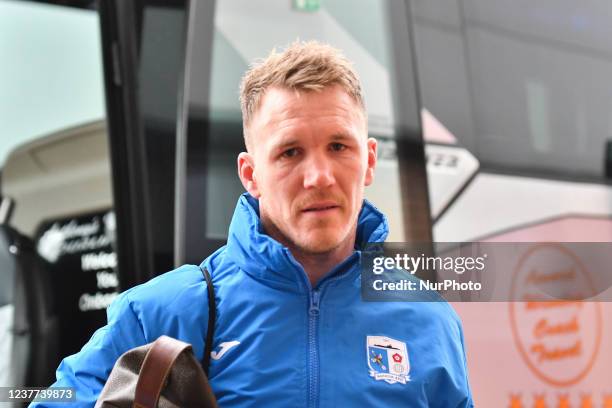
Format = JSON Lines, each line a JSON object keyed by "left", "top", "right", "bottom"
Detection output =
{"left": 133, "top": 335, "right": 191, "bottom": 408}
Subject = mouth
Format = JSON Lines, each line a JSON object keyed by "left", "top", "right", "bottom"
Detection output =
{"left": 302, "top": 202, "right": 340, "bottom": 214}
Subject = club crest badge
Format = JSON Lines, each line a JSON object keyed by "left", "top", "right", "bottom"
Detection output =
{"left": 366, "top": 335, "right": 410, "bottom": 384}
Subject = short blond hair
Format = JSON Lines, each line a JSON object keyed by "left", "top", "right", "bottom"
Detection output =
{"left": 239, "top": 41, "right": 366, "bottom": 146}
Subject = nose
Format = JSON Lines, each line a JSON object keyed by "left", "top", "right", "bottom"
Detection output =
{"left": 303, "top": 155, "right": 335, "bottom": 189}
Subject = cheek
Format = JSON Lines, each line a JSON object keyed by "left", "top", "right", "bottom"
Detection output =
{"left": 264, "top": 178, "right": 297, "bottom": 214}
{"left": 340, "top": 160, "right": 366, "bottom": 190}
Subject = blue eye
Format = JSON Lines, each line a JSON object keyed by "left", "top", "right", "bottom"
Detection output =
{"left": 281, "top": 148, "right": 299, "bottom": 158}
{"left": 330, "top": 143, "right": 346, "bottom": 152}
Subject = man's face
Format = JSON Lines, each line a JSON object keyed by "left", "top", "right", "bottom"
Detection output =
{"left": 238, "top": 85, "right": 377, "bottom": 254}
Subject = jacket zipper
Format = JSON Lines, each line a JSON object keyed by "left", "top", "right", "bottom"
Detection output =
{"left": 308, "top": 289, "right": 320, "bottom": 408}
{"left": 306, "top": 268, "right": 354, "bottom": 408}
{"left": 296, "top": 250, "right": 358, "bottom": 408}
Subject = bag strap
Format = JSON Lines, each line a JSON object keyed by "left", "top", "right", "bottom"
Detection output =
{"left": 133, "top": 336, "right": 191, "bottom": 408}
{"left": 199, "top": 265, "right": 216, "bottom": 376}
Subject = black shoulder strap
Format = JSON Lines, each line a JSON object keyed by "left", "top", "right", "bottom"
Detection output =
{"left": 199, "top": 265, "right": 216, "bottom": 376}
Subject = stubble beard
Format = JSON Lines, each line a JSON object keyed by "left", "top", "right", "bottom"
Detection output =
{"left": 261, "top": 207, "right": 359, "bottom": 286}
{"left": 260, "top": 207, "right": 354, "bottom": 256}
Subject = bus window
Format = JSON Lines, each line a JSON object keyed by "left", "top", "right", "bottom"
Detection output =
{"left": 410, "top": 2, "right": 612, "bottom": 406}
{"left": 203, "top": 0, "right": 412, "bottom": 242}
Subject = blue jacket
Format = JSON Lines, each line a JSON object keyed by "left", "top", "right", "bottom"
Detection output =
{"left": 33, "top": 194, "right": 473, "bottom": 407}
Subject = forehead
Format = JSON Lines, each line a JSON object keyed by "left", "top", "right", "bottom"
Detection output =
{"left": 251, "top": 85, "right": 365, "bottom": 136}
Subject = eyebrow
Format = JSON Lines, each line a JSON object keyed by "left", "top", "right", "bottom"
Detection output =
{"left": 270, "top": 132, "right": 355, "bottom": 151}
{"left": 330, "top": 133, "right": 354, "bottom": 142}
{"left": 270, "top": 138, "right": 299, "bottom": 152}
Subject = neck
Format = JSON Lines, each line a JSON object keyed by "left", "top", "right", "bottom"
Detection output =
{"left": 259, "top": 214, "right": 357, "bottom": 287}
{"left": 290, "top": 239, "right": 355, "bottom": 287}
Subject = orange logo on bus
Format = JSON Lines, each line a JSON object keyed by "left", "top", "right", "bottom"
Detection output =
{"left": 509, "top": 244, "right": 602, "bottom": 387}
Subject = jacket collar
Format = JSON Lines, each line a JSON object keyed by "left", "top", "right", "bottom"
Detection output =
{"left": 226, "top": 193, "right": 388, "bottom": 292}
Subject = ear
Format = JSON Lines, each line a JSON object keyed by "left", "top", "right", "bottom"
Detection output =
{"left": 364, "top": 137, "right": 377, "bottom": 186}
{"left": 237, "top": 152, "right": 261, "bottom": 198}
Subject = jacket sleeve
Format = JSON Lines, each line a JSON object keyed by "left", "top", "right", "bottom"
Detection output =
{"left": 425, "top": 302, "right": 475, "bottom": 408}
{"left": 29, "top": 291, "right": 147, "bottom": 408}
{"left": 459, "top": 321, "right": 475, "bottom": 408}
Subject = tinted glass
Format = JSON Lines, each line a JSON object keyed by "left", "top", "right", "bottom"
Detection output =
{"left": 203, "top": 0, "right": 412, "bottom": 241}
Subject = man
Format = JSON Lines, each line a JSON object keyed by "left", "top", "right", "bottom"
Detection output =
{"left": 33, "top": 41, "right": 473, "bottom": 407}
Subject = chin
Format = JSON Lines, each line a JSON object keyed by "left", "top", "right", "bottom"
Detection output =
{"left": 295, "top": 233, "right": 345, "bottom": 255}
